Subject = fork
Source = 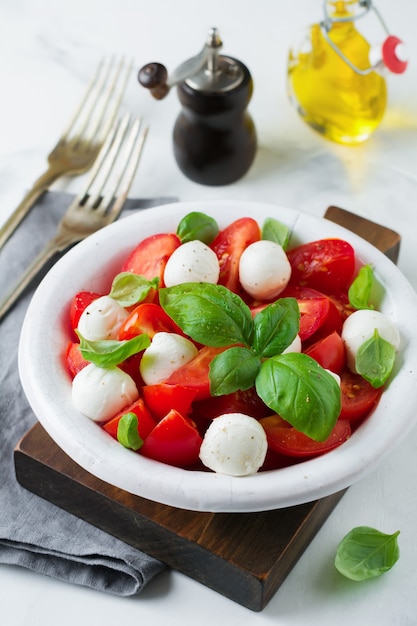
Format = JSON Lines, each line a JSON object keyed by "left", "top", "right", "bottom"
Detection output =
{"left": 0, "top": 56, "right": 132, "bottom": 250}
{"left": 0, "top": 113, "right": 148, "bottom": 322}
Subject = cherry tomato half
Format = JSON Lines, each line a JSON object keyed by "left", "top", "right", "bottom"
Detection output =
{"left": 287, "top": 238, "right": 355, "bottom": 293}
{"left": 260, "top": 414, "right": 351, "bottom": 458}
{"left": 140, "top": 409, "right": 203, "bottom": 468}
{"left": 120, "top": 233, "right": 181, "bottom": 285}
{"left": 210, "top": 217, "right": 260, "bottom": 295}
{"left": 339, "top": 368, "right": 383, "bottom": 425}
{"left": 304, "top": 330, "right": 346, "bottom": 374}
{"left": 280, "top": 286, "right": 343, "bottom": 342}
{"left": 142, "top": 383, "right": 198, "bottom": 421}
{"left": 193, "top": 387, "right": 271, "bottom": 421}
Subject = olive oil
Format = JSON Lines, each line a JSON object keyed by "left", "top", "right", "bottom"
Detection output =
{"left": 288, "top": 1, "right": 387, "bottom": 145}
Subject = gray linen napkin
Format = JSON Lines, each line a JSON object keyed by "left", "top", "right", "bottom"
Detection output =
{"left": 0, "top": 191, "right": 177, "bottom": 595}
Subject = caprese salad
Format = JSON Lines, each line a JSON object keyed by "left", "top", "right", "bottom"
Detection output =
{"left": 64, "top": 211, "right": 400, "bottom": 476}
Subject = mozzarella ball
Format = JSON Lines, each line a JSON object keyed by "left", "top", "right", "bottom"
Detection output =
{"left": 139, "top": 331, "right": 198, "bottom": 385}
{"left": 282, "top": 334, "right": 302, "bottom": 354}
{"left": 341, "top": 309, "right": 400, "bottom": 372}
{"left": 239, "top": 240, "right": 291, "bottom": 300}
{"left": 199, "top": 413, "right": 268, "bottom": 476}
{"left": 77, "top": 295, "right": 129, "bottom": 341}
{"left": 163, "top": 240, "right": 220, "bottom": 287}
{"left": 72, "top": 363, "right": 138, "bottom": 422}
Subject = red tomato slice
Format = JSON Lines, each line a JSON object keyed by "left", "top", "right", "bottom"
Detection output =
{"left": 118, "top": 352, "right": 144, "bottom": 388}
{"left": 165, "top": 345, "right": 226, "bottom": 400}
{"left": 304, "top": 331, "right": 346, "bottom": 374}
{"left": 210, "top": 217, "right": 260, "bottom": 295}
{"left": 280, "top": 285, "right": 343, "bottom": 342}
{"left": 103, "top": 398, "right": 156, "bottom": 441}
{"left": 339, "top": 368, "right": 383, "bottom": 425}
{"left": 65, "top": 342, "right": 89, "bottom": 378}
{"left": 260, "top": 414, "right": 351, "bottom": 458}
{"left": 287, "top": 238, "right": 355, "bottom": 293}
{"left": 69, "top": 291, "right": 102, "bottom": 331}
{"left": 142, "top": 383, "right": 198, "bottom": 420}
{"left": 140, "top": 409, "right": 203, "bottom": 468}
{"left": 193, "top": 388, "right": 271, "bottom": 421}
{"left": 120, "top": 233, "right": 181, "bottom": 285}
{"left": 118, "top": 302, "right": 182, "bottom": 341}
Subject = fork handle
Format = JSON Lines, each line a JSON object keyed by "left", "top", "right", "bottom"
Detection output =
{"left": 0, "top": 165, "right": 63, "bottom": 249}
{"left": 0, "top": 235, "right": 73, "bottom": 322}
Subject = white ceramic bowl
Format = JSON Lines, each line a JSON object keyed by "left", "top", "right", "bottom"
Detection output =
{"left": 19, "top": 200, "right": 417, "bottom": 512}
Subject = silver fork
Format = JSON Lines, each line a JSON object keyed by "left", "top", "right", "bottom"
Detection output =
{"left": 0, "top": 113, "right": 148, "bottom": 321}
{"left": 0, "top": 56, "right": 132, "bottom": 250}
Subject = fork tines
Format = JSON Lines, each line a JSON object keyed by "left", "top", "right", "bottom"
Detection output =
{"left": 60, "top": 56, "right": 133, "bottom": 149}
{"left": 78, "top": 113, "right": 148, "bottom": 216}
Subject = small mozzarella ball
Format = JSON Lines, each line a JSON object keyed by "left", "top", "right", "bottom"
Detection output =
{"left": 72, "top": 363, "right": 138, "bottom": 423}
{"left": 199, "top": 413, "right": 268, "bottom": 476}
{"left": 282, "top": 334, "right": 302, "bottom": 354}
{"left": 163, "top": 240, "right": 220, "bottom": 287}
{"left": 139, "top": 331, "right": 198, "bottom": 385}
{"left": 341, "top": 309, "right": 400, "bottom": 372}
{"left": 239, "top": 240, "right": 291, "bottom": 300}
{"left": 77, "top": 295, "right": 129, "bottom": 341}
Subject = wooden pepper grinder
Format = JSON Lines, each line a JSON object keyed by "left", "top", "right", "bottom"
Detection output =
{"left": 138, "top": 28, "right": 257, "bottom": 186}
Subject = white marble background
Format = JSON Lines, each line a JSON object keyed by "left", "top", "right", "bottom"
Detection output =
{"left": 1, "top": 1, "right": 417, "bottom": 625}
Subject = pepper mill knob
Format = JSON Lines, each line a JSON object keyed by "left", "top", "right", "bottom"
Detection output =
{"left": 138, "top": 62, "right": 169, "bottom": 100}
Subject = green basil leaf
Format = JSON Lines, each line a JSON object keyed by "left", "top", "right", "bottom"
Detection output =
{"left": 159, "top": 283, "right": 254, "bottom": 347}
{"left": 252, "top": 297, "right": 299, "bottom": 358}
{"left": 255, "top": 352, "right": 341, "bottom": 441}
{"left": 109, "top": 272, "right": 159, "bottom": 307}
{"left": 335, "top": 526, "right": 400, "bottom": 581}
{"left": 76, "top": 331, "right": 150, "bottom": 368}
{"left": 117, "top": 412, "right": 144, "bottom": 451}
{"left": 209, "top": 347, "right": 261, "bottom": 396}
{"left": 355, "top": 329, "right": 396, "bottom": 388}
{"left": 262, "top": 217, "right": 291, "bottom": 250}
{"left": 348, "top": 264, "right": 375, "bottom": 310}
{"left": 176, "top": 211, "right": 219, "bottom": 244}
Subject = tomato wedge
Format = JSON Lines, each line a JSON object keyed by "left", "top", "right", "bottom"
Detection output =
{"left": 120, "top": 233, "right": 181, "bottom": 285}
{"left": 304, "top": 331, "right": 346, "bottom": 374}
{"left": 339, "top": 368, "right": 383, "bottom": 425}
{"left": 140, "top": 409, "right": 203, "bottom": 467}
{"left": 103, "top": 397, "right": 156, "bottom": 441}
{"left": 211, "top": 217, "right": 260, "bottom": 295}
{"left": 260, "top": 414, "right": 351, "bottom": 458}
{"left": 165, "top": 345, "right": 226, "bottom": 400}
{"left": 119, "top": 302, "right": 182, "bottom": 341}
{"left": 142, "top": 383, "right": 198, "bottom": 420}
{"left": 280, "top": 285, "right": 343, "bottom": 342}
{"left": 65, "top": 341, "right": 89, "bottom": 378}
{"left": 193, "top": 388, "right": 271, "bottom": 421}
{"left": 69, "top": 291, "right": 102, "bottom": 332}
{"left": 287, "top": 238, "right": 355, "bottom": 293}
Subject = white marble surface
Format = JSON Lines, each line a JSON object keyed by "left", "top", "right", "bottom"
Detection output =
{"left": 1, "top": 0, "right": 417, "bottom": 624}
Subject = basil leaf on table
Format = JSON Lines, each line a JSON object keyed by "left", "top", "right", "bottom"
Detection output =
{"left": 255, "top": 352, "right": 341, "bottom": 441}
{"left": 159, "top": 283, "right": 254, "bottom": 347}
{"left": 355, "top": 329, "right": 396, "bottom": 388}
{"left": 176, "top": 211, "right": 219, "bottom": 244}
{"left": 209, "top": 346, "right": 262, "bottom": 395}
{"left": 252, "top": 297, "right": 299, "bottom": 358}
{"left": 335, "top": 526, "right": 400, "bottom": 581}
{"left": 109, "top": 272, "right": 159, "bottom": 307}
{"left": 77, "top": 332, "right": 150, "bottom": 368}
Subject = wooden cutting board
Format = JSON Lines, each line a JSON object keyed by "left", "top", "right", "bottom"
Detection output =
{"left": 14, "top": 206, "right": 400, "bottom": 612}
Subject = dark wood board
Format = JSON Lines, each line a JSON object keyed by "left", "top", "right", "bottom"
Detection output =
{"left": 14, "top": 207, "right": 401, "bottom": 611}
